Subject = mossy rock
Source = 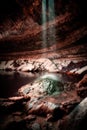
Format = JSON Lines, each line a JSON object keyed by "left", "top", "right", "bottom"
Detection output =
{"left": 35, "top": 74, "right": 64, "bottom": 95}
{"left": 19, "top": 74, "right": 64, "bottom": 96}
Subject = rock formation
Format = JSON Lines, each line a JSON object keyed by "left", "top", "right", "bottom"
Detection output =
{"left": 0, "top": 0, "right": 87, "bottom": 60}
{"left": 0, "top": 0, "right": 87, "bottom": 130}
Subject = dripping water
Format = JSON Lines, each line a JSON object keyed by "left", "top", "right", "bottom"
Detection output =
{"left": 42, "top": 0, "right": 56, "bottom": 55}
{"left": 42, "top": 0, "right": 47, "bottom": 53}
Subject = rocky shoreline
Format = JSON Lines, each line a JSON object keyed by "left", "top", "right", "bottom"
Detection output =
{"left": 0, "top": 72, "right": 87, "bottom": 130}
{"left": 0, "top": 57, "right": 87, "bottom": 130}
{"left": 0, "top": 0, "right": 87, "bottom": 129}
{"left": 0, "top": 58, "right": 87, "bottom": 74}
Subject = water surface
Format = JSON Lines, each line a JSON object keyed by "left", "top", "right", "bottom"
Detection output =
{"left": 0, "top": 71, "right": 80, "bottom": 98}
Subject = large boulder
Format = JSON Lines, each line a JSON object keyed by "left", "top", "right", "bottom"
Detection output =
{"left": 18, "top": 73, "right": 64, "bottom": 97}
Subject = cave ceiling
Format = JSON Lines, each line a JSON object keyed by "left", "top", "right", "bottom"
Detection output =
{"left": 0, "top": 0, "right": 87, "bottom": 59}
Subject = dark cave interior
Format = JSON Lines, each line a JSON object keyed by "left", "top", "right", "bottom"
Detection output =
{"left": 0, "top": 0, "right": 87, "bottom": 130}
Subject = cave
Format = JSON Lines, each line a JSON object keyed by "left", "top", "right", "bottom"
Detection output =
{"left": 0, "top": 0, "right": 87, "bottom": 130}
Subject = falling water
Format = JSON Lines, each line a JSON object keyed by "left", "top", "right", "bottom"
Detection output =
{"left": 48, "top": 0, "right": 55, "bottom": 21}
{"left": 48, "top": 0, "right": 56, "bottom": 45}
{"left": 42, "top": 0, "right": 56, "bottom": 55}
{"left": 42, "top": 0, "right": 47, "bottom": 50}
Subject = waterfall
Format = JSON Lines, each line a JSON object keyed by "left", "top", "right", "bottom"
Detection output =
{"left": 48, "top": 0, "right": 55, "bottom": 21}
{"left": 48, "top": 0, "right": 56, "bottom": 45}
{"left": 42, "top": 0, "right": 47, "bottom": 51}
{"left": 42, "top": 0, "right": 56, "bottom": 55}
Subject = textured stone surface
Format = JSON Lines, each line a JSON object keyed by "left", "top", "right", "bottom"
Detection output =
{"left": 0, "top": 59, "right": 87, "bottom": 74}
{"left": 0, "top": 0, "right": 87, "bottom": 61}
{"left": 0, "top": 0, "right": 87, "bottom": 130}
{"left": 76, "top": 74, "right": 87, "bottom": 88}
{"left": 76, "top": 74, "right": 87, "bottom": 98}
{"left": 0, "top": 87, "right": 81, "bottom": 130}
{"left": 0, "top": 74, "right": 86, "bottom": 130}
{"left": 18, "top": 74, "right": 64, "bottom": 97}
{"left": 59, "top": 98, "right": 87, "bottom": 130}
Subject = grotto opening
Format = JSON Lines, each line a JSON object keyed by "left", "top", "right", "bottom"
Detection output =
{"left": 0, "top": 0, "right": 87, "bottom": 130}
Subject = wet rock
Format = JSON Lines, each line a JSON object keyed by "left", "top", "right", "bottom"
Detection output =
{"left": 75, "top": 66, "right": 87, "bottom": 75}
{"left": 36, "top": 58, "right": 58, "bottom": 72}
{"left": 61, "top": 98, "right": 80, "bottom": 114}
{"left": 27, "top": 99, "right": 64, "bottom": 122}
{"left": 76, "top": 74, "right": 87, "bottom": 98}
{"left": 0, "top": 60, "right": 14, "bottom": 70}
{"left": 0, "top": 80, "right": 82, "bottom": 130}
{"left": 0, "top": 58, "right": 58, "bottom": 72}
{"left": 8, "top": 96, "right": 30, "bottom": 102}
{"left": 32, "top": 123, "right": 41, "bottom": 130}
{"left": 19, "top": 74, "right": 64, "bottom": 97}
{"left": 24, "top": 115, "right": 36, "bottom": 122}
{"left": 0, "top": 0, "right": 87, "bottom": 129}
{"left": 0, "top": 113, "right": 36, "bottom": 130}
{"left": 59, "top": 97, "right": 87, "bottom": 130}
{"left": 19, "top": 64, "right": 34, "bottom": 72}
{"left": 0, "top": 59, "right": 87, "bottom": 74}
{"left": 77, "top": 87, "right": 87, "bottom": 98}
{"left": 26, "top": 98, "right": 39, "bottom": 111}
{"left": 0, "top": 96, "right": 30, "bottom": 114}
{"left": 61, "top": 60, "right": 87, "bottom": 74}
{"left": 76, "top": 74, "right": 87, "bottom": 88}
{"left": 63, "top": 82, "right": 75, "bottom": 91}
{"left": 29, "top": 101, "right": 59, "bottom": 115}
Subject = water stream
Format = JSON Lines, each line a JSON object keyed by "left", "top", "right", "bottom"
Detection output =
{"left": 42, "top": 0, "right": 56, "bottom": 52}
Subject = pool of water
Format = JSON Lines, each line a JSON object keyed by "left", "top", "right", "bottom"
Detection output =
{"left": 0, "top": 71, "right": 80, "bottom": 98}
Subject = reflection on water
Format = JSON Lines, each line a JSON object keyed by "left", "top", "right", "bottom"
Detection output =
{"left": 0, "top": 71, "right": 79, "bottom": 98}
{"left": 0, "top": 71, "right": 40, "bottom": 98}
